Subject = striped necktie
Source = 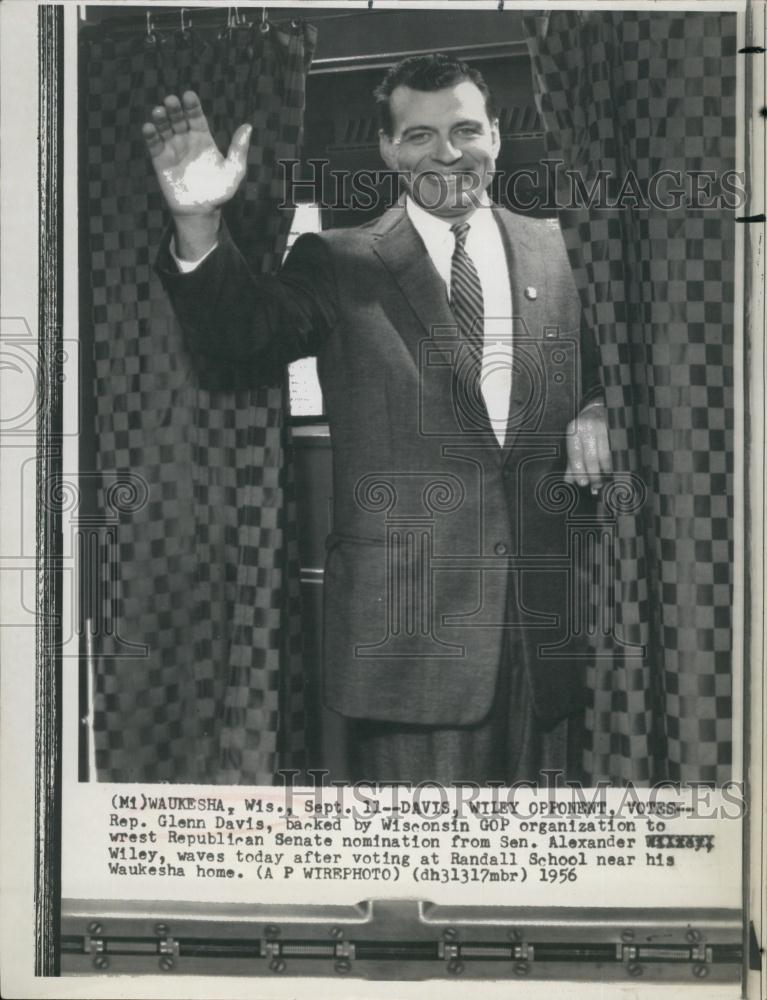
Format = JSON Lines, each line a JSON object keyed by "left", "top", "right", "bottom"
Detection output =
{"left": 450, "top": 221, "right": 485, "bottom": 424}
{"left": 450, "top": 221, "right": 484, "bottom": 351}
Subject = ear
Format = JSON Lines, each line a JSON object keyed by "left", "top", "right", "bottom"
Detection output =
{"left": 379, "top": 129, "right": 399, "bottom": 171}
{"left": 490, "top": 118, "right": 501, "bottom": 159}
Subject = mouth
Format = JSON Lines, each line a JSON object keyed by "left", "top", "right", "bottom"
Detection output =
{"left": 406, "top": 169, "right": 486, "bottom": 212}
{"left": 424, "top": 171, "right": 481, "bottom": 187}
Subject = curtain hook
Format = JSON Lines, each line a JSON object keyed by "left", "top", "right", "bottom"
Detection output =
{"left": 260, "top": 7, "right": 269, "bottom": 33}
{"left": 145, "top": 11, "right": 157, "bottom": 43}
{"left": 498, "top": 0, "right": 505, "bottom": 9}
{"left": 368, "top": 0, "right": 374, "bottom": 9}
{"left": 180, "top": 7, "right": 191, "bottom": 37}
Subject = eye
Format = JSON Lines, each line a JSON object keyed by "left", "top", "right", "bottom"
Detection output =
{"left": 455, "top": 125, "right": 483, "bottom": 139}
{"left": 405, "top": 131, "right": 432, "bottom": 144}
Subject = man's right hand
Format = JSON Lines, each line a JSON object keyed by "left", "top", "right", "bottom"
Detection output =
{"left": 142, "top": 91, "right": 252, "bottom": 260}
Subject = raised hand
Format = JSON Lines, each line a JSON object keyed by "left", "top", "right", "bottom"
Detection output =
{"left": 142, "top": 91, "right": 252, "bottom": 217}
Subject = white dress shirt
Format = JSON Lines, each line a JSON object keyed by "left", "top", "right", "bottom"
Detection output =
{"left": 405, "top": 196, "right": 513, "bottom": 447}
{"left": 171, "top": 238, "right": 217, "bottom": 272}
{"left": 172, "top": 194, "right": 514, "bottom": 446}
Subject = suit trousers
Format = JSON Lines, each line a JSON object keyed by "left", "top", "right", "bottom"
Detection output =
{"left": 345, "top": 637, "right": 585, "bottom": 786}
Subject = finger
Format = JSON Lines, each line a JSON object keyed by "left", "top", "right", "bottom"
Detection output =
{"left": 226, "top": 123, "right": 253, "bottom": 176}
{"left": 181, "top": 90, "right": 209, "bottom": 132}
{"left": 596, "top": 421, "right": 613, "bottom": 474}
{"left": 163, "top": 94, "right": 189, "bottom": 134}
{"left": 151, "top": 104, "right": 173, "bottom": 141}
{"left": 141, "top": 121, "right": 165, "bottom": 158}
{"left": 566, "top": 427, "right": 588, "bottom": 486}
{"left": 580, "top": 429, "right": 602, "bottom": 484}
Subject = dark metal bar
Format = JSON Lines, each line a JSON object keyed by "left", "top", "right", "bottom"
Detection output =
{"left": 36, "top": 1, "right": 64, "bottom": 979}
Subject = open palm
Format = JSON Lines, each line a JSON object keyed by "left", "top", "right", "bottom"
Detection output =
{"left": 142, "top": 91, "right": 252, "bottom": 216}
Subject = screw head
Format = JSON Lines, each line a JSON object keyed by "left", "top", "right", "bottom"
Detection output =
{"left": 159, "top": 956, "right": 175, "bottom": 972}
{"left": 686, "top": 929, "right": 702, "bottom": 943}
{"left": 620, "top": 930, "right": 635, "bottom": 942}
{"left": 513, "top": 961, "right": 529, "bottom": 976}
{"left": 269, "top": 958, "right": 287, "bottom": 974}
{"left": 154, "top": 922, "right": 169, "bottom": 937}
{"left": 87, "top": 921, "right": 102, "bottom": 935}
{"left": 335, "top": 958, "right": 352, "bottom": 974}
{"left": 329, "top": 926, "right": 343, "bottom": 939}
{"left": 627, "top": 962, "right": 643, "bottom": 977}
{"left": 447, "top": 959, "right": 464, "bottom": 975}
{"left": 92, "top": 955, "right": 109, "bottom": 970}
{"left": 507, "top": 928, "right": 523, "bottom": 943}
{"left": 443, "top": 927, "right": 458, "bottom": 942}
{"left": 264, "top": 924, "right": 280, "bottom": 938}
{"left": 692, "top": 963, "right": 709, "bottom": 979}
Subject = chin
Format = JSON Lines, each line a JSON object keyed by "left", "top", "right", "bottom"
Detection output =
{"left": 421, "top": 193, "right": 477, "bottom": 217}
{"left": 439, "top": 205, "right": 475, "bottom": 219}
{"left": 442, "top": 197, "right": 482, "bottom": 217}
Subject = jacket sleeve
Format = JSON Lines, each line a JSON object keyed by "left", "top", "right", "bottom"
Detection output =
{"left": 155, "top": 219, "right": 337, "bottom": 384}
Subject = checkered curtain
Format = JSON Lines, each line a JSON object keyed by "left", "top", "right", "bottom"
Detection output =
{"left": 525, "top": 11, "right": 735, "bottom": 784}
{"left": 82, "top": 18, "right": 317, "bottom": 782}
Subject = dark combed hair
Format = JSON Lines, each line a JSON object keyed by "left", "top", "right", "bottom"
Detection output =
{"left": 373, "top": 53, "right": 498, "bottom": 136}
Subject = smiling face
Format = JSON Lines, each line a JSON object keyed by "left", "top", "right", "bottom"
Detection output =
{"left": 379, "top": 80, "right": 501, "bottom": 221}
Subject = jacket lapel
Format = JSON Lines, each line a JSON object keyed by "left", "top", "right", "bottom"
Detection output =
{"left": 492, "top": 207, "right": 548, "bottom": 458}
{"left": 371, "top": 207, "right": 459, "bottom": 369}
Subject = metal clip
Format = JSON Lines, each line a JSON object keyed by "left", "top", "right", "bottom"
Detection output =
{"left": 512, "top": 942, "right": 534, "bottom": 962}
{"left": 84, "top": 935, "right": 105, "bottom": 956}
{"left": 334, "top": 940, "right": 356, "bottom": 961}
{"left": 180, "top": 8, "right": 191, "bottom": 37}
{"left": 158, "top": 936, "right": 179, "bottom": 957}
{"left": 262, "top": 939, "right": 281, "bottom": 959}
{"left": 439, "top": 941, "right": 460, "bottom": 961}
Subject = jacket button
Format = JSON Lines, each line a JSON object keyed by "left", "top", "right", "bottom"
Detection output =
{"left": 494, "top": 542, "right": 508, "bottom": 556}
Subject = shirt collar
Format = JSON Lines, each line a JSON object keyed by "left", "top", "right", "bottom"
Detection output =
{"left": 405, "top": 192, "right": 494, "bottom": 248}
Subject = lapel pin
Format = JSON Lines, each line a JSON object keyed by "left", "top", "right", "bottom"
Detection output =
{"left": 524, "top": 286, "right": 538, "bottom": 301}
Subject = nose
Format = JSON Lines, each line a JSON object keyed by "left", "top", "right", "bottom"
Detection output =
{"left": 432, "top": 134, "right": 462, "bottom": 164}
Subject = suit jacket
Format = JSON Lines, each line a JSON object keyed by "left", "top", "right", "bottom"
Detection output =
{"left": 157, "top": 203, "right": 602, "bottom": 728}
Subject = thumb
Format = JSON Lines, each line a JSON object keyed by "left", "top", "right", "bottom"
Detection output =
{"left": 226, "top": 123, "right": 253, "bottom": 177}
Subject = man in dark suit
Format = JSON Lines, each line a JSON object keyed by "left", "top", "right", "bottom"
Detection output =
{"left": 143, "top": 54, "right": 611, "bottom": 785}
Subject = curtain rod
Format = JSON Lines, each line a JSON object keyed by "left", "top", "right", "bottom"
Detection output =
{"left": 311, "top": 39, "right": 527, "bottom": 73}
{"left": 78, "top": 7, "right": 369, "bottom": 37}
{"left": 79, "top": 5, "right": 517, "bottom": 38}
